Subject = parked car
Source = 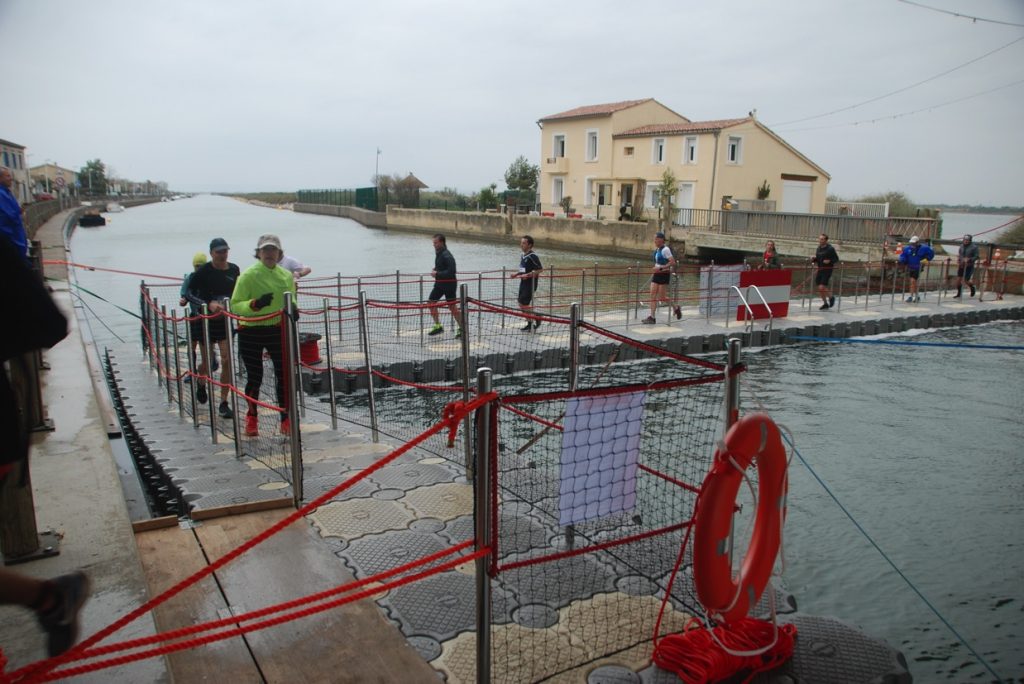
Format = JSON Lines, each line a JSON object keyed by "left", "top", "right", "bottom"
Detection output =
{"left": 34, "top": 192, "right": 56, "bottom": 201}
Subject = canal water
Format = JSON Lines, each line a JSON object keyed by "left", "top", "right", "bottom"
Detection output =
{"left": 69, "top": 196, "right": 1023, "bottom": 681}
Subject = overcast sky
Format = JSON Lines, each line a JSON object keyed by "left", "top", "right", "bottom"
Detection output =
{"left": 2, "top": 0, "right": 1022, "bottom": 205}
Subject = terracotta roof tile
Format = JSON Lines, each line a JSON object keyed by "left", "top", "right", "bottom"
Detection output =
{"left": 615, "top": 118, "right": 751, "bottom": 137}
{"left": 538, "top": 99, "right": 655, "bottom": 122}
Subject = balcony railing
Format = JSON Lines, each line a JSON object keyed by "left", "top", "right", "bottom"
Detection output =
{"left": 543, "top": 156, "right": 569, "bottom": 174}
{"left": 673, "top": 208, "right": 938, "bottom": 243}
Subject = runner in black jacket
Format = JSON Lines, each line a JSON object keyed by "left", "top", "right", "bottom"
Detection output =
{"left": 426, "top": 234, "right": 461, "bottom": 337}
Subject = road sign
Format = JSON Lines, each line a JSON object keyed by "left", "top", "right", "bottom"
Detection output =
{"left": 55, "top": 176, "right": 66, "bottom": 188}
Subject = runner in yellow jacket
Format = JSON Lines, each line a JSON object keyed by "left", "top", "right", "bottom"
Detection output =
{"left": 230, "top": 234, "right": 298, "bottom": 436}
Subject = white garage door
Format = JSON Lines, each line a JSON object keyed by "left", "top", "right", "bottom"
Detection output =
{"left": 782, "top": 180, "right": 812, "bottom": 213}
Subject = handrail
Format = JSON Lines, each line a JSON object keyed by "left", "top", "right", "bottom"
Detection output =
{"left": 727, "top": 284, "right": 774, "bottom": 345}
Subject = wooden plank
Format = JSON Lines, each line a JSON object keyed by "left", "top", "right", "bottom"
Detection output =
{"left": 190, "top": 496, "right": 293, "bottom": 521}
{"left": 196, "top": 509, "right": 439, "bottom": 683}
{"left": 131, "top": 515, "right": 179, "bottom": 533}
{"left": 135, "top": 525, "right": 263, "bottom": 682}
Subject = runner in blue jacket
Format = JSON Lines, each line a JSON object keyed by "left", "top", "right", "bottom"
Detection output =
{"left": 897, "top": 236, "right": 934, "bottom": 302}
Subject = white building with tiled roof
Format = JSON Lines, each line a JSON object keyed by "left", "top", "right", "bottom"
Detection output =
{"left": 536, "top": 99, "right": 829, "bottom": 218}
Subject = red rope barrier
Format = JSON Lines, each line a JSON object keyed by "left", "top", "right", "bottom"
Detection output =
{"left": 5, "top": 392, "right": 497, "bottom": 684}
{"left": 372, "top": 369, "right": 465, "bottom": 393}
{"left": 46, "top": 260, "right": 183, "bottom": 281}
{"left": 637, "top": 463, "right": 702, "bottom": 495}
{"left": 61, "top": 540, "right": 476, "bottom": 663}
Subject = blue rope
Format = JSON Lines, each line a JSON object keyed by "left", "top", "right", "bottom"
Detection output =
{"left": 783, "top": 432, "right": 1005, "bottom": 682}
{"left": 786, "top": 335, "right": 1023, "bottom": 351}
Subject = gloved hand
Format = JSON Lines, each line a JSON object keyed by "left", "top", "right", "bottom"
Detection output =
{"left": 251, "top": 292, "right": 273, "bottom": 311}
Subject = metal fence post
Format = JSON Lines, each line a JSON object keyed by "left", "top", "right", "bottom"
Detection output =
{"left": 459, "top": 285, "right": 473, "bottom": 478}
{"left": 548, "top": 265, "right": 554, "bottom": 314}
{"left": 140, "top": 281, "right": 148, "bottom": 355}
{"left": 835, "top": 265, "right": 844, "bottom": 312}
{"left": 500, "top": 267, "right": 507, "bottom": 328}
{"left": 724, "top": 337, "right": 742, "bottom": 429}
{"left": 419, "top": 275, "right": 425, "bottom": 346}
{"left": 357, "top": 290, "right": 379, "bottom": 443}
{"left": 283, "top": 292, "right": 303, "bottom": 504}
{"left": 185, "top": 317, "right": 199, "bottom": 427}
{"left": 477, "top": 273, "right": 483, "bottom": 342}
{"left": 336, "top": 272, "right": 344, "bottom": 343}
{"left": 706, "top": 263, "right": 714, "bottom": 322}
{"left": 323, "top": 299, "right": 338, "bottom": 430}
{"left": 148, "top": 295, "right": 158, "bottom": 373}
{"left": 172, "top": 314, "right": 184, "bottom": 419}
{"left": 161, "top": 305, "right": 172, "bottom": 403}
{"left": 569, "top": 303, "right": 580, "bottom": 391}
{"left": 474, "top": 367, "right": 494, "bottom": 684}
{"left": 592, "top": 263, "right": 599, "bottom": 322}
{"left": 223, "top": 301, "right": 242, "bottom": 457}
{"left": 201, "top": 303, "right": 217, "bottom": 443}
{"left": 395, "top": 269, "right": 401, "bottom": 337}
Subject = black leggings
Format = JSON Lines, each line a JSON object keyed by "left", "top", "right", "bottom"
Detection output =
{"left": 238, "top": 326, "right": 287, "bottom": 417}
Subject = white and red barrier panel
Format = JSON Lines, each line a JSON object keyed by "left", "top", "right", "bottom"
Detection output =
{"left": 736, "top": 269, "right": 792, "bottom": 321}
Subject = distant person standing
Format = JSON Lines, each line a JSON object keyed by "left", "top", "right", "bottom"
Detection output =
{"left": 897, "top": 235, "right": 934, "bottom": 303}
{"left": 0, "top": 167, "right": 28, "bottom": 260}
{"left": 278, "top": 252, "right": 312, "bottom": 279}
{"left": 510, "top": 235, "right": 543, "bottom": 331}
{"left": 811, "top": 233, "right": 839, "bottom": 310}
{"left": 953, "top": 234, "right": 979, "bottom": 299}
{"left": 642, "top": 231, "right": 681, "bottom": 324}
{"left": 185, "top": 237, "right": 240, "bottom": 418}
{"left": 762, "top": 240, "right": 780, "bottom": 269}
{"left": 230, "top": 234, "right": 297, "bottom": 437}
{"left": 426, "top": 233, "right": 460, "bottom": 337}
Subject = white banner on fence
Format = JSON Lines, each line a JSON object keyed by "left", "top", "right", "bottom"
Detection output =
{"left": 698, "top": 264, "right": 745, "bottom": 315}
{"left": 558, "top": 391, "right": 646, "bottom": 526}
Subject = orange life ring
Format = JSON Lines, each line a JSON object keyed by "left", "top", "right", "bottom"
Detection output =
{"left": 693, "top": 413, "right": 788, "bottom": 623}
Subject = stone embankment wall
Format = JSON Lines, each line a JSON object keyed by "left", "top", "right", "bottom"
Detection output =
{"left": 294, "top": 203, "right": 387, "bottom": 228}
{"left": 386, "top": 208, "right": 661, "bottom": 258}
{"left": 293, "top": 203, "right": 664, "bottom": 257}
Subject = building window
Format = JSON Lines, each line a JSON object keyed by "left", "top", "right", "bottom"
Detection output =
{"left": 684, "top": 137, "right": 697, "bottom": 164}
{"left": 727, "top": 136, "right": 742, "bottom": 164}
{"left": 598, "top": 183, "right": 612, "bottom": 205}
{"left": 586, "top": 130, "right": 598, "bottom": 161}
{"left": 584, "top": 178, "right": 594, "bottom": 206}
{"left": 552, "top": 177, "right": 564, "bottom": 204}
{"left": 624, "top": 146, "right": 634, "bottom": 157}
{"left": 653, "top": 138, "right": 666, "bottom": 164}
{"left": 648, "top": 184, "right": 661, "bottom": 207}
{"left": 553, "top": 134, "right": 566, "bottom": 158}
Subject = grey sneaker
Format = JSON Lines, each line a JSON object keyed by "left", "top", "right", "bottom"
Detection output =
{"left": 37, "top": 572, "right": 90, "bottom": 657}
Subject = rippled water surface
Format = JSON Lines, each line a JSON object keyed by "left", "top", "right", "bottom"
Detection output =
{"left": 70, "top": 196, "right": 1024, "bottom": 682}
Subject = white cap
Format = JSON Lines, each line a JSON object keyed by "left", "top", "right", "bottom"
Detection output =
{"left": 909, "top": 236, "right": 919, "bottom": 244}
{"left": 257, "top": 234, "right": 282, "bottom": 250}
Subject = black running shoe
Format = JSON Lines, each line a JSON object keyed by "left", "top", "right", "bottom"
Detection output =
{"left": 533, "top": 319, "right": 541, "bottom": 330}
{"left": 828, "top": 296, "right": 835, "bottom": 308}
{"left": 642, "top": 316, "right": 656, "bottom": 324}
{"left": 37, "top": 572, "right": 90, "bottom": 657}
{"left": 521, "top": 321, "right": 532, "bottom": 331}
{"left": 970, "top": 285, "right": 976, "bottom": 297}
{"left": 819, "top": 303, "right": 829, "bottom": 310}
{"left": 218, "top": 401, "right": 233, "bottom": 419}
{"left": 196, "top": 384, "right": 208, "bottom": 404}
{"left": 673, "top": 306, "right": 682, "bottom": 320}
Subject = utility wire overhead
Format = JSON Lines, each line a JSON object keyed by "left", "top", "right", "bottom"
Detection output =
{"left": 775, "top": 77, "right": 1024, "bottom": 132}
{"left": 896, "top": 0, "right": 1024, "bottom": 27}
{"left": 768, "top": 35, "right": 1024, "bottom": 127}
